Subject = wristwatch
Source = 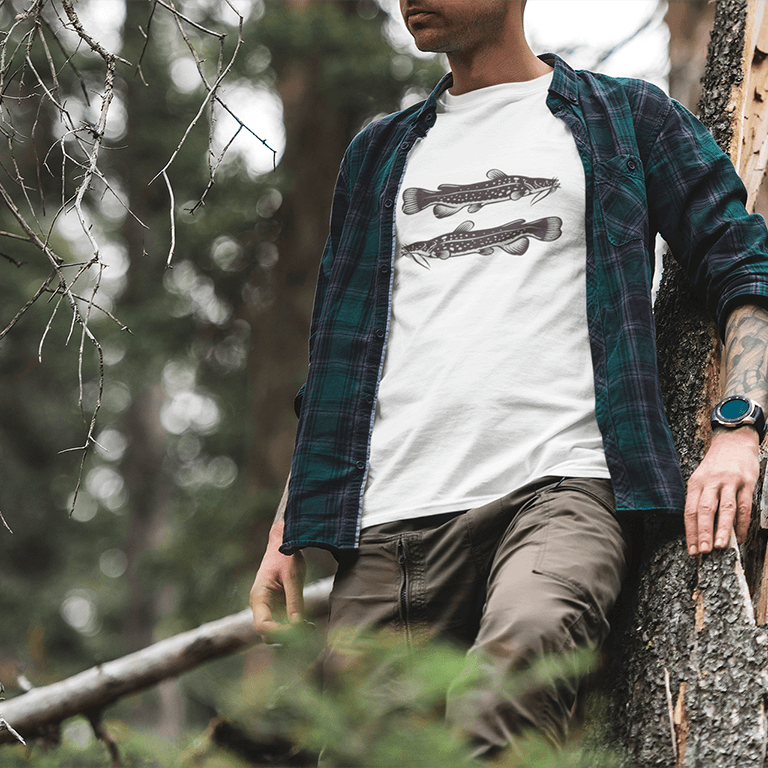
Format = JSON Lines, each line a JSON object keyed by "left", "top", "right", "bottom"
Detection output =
{"left": 710, "top": 395, "right": 767, "bottom": 443}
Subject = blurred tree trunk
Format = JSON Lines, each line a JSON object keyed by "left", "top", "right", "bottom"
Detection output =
{"left": 116, "top": 1, "right": 184, "bottom": 740}
{"left": 243, "top": 0, "right": 361, "bottom": 492}
{"left": 606, "top": 2, "right": 768, "bottom": 766}
{"left": 665, "top": 0, "right": 716, "bottom": 111}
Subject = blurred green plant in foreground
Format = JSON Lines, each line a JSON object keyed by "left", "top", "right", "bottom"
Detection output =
{"left": 2, "top": 624, "right": 619, "bottom": 767}
{"left": 249, "top": 624, "right": 618, "bottom": 768}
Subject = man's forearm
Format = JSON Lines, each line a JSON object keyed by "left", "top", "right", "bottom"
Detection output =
{"left": 273, "top": 473, "right": 291, "bottom": 526}
{"left": 723, "top": 304, "right": 768, "bottom": 406}
{"left": 684, "top": 304, "right": 767, "bottom": 554}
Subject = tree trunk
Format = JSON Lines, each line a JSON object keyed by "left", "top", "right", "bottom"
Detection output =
{"left": 243, "top": 0, "right": 360, "bottom": 492}
{"left": 607, "top": 2, "right": 768, "bottom": 766}
{"left": 665, "top": 0, "right": 716, "bottom": 112}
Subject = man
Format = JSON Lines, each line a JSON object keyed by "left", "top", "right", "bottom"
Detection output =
{"left": 251, "top": 0, "right": 768, "bottom": 754}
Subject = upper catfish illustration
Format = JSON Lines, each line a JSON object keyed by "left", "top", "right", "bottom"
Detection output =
{"left": 402, "top": 170, "right": 559, "bottom": 219}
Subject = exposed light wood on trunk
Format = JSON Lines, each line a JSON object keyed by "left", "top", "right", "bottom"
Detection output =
{"left": 606, "top": 2, "right": 768, "bottom": 765}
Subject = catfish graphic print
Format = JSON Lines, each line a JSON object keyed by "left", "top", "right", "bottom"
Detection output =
{"left": 402, "top": 170, "right": 559, "bottom": 218}
{"left": 401, "top": 168, "right": 563, "bottom": 268}
{"left": 403, "top": 217, "right": 562, "bottom": 268}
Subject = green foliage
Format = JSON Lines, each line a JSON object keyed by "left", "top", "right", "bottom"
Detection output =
{"left": 219, "top": 625, "right": 617, "bottom": 768}
{"left": 1, "top": 717, "right": 251, "bottom": 768}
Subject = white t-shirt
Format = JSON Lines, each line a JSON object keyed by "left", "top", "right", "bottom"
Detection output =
{"left": 360, "top": 73, "right": 610, "bottom": 529}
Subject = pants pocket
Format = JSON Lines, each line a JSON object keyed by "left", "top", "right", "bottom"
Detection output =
{"left": 532, "top": 480, "right": 628, "bottom": 632}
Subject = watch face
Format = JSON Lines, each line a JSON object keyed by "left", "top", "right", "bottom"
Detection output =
{"left": 720, "top": 397, "right": 751, "bottom": 421}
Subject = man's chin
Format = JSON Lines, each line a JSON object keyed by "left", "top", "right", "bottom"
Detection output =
{"left": 409, "top": 32, "right": 449, "bottom": 53}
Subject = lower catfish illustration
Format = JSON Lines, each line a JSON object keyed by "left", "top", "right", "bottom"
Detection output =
{"left": 403, "top": 216, "right": 562, "bottom": 268}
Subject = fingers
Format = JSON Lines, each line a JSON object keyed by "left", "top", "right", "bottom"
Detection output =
{"left": 283, "top": 557, "right": 307, "bottom": 623}
{"left": 684, "top": 483, "right": 702, "bottom": 556}
{"left": 250, "top": 581, "right": 277, "bottom": 628}
{"left": 684, "top": 429, "right": 759, "bottom": 556}
{"left": 735, "top": 484, "right": 754, "bottom": 544}
{"left": 249, "top": 551, "right": 307, "bottom": 639}
{"left": 712, "top": 486, "right": 737, "bottom": 550}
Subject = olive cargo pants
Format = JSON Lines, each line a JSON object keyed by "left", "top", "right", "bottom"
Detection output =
{"left": 325, "top": 476, "right": 628, "bottom": 754}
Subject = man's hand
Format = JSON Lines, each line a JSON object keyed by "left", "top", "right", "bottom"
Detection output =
{"left": 250, "top": 521, "right": 307, "bottom": 639}
{"left": 684, "top": 426, "right": 760, "bottom": 555}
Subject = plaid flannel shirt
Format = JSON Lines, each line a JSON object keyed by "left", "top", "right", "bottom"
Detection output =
{"left": 281, "top": 54, "right": 768, "bottom": 554}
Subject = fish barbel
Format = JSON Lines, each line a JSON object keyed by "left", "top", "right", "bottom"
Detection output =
{"left": 402, "top": 170, "right": 559, "bottom": 219}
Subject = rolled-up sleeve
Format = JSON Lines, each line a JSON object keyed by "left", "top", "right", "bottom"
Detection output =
{"left": 645, "top": 101, "right": 768, "bottom": 338}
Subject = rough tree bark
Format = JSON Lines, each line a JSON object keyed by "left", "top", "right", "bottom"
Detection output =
{"left": 606, "top": 2, "right": 768, "bottom": 766}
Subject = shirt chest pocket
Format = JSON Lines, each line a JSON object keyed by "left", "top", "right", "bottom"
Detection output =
{"left": 594, "top": 154, "right": 647, "bottom": 246}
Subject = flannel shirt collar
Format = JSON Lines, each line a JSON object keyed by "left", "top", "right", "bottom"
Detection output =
{"left": 421, "top": 54, "right": 577, "bottom": 116}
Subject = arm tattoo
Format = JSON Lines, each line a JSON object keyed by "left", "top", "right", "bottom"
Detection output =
{"left": 274, "top": 473, "right": 291, "bottom": 525}
{"left": 724, "top": 305, "right": 768, "bottom": 406}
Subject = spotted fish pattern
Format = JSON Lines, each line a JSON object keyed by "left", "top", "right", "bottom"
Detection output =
{"left": 403, "top": 217, "right": 563, "bottom": 268}
{"left": 402, "top": 170, "right": 559, "bottom": 219}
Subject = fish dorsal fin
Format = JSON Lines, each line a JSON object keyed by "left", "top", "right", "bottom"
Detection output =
{"left": 453, "top": 221, "right": 475, "bottom": 233}
{"left": 505, "top": 219, "right": 526, "bottom": 228}
{"left": 486, "top": 169, "right": 507, "bottom": 180}
{"left": 437, "top": 183, "right": 463, "bottom": 190}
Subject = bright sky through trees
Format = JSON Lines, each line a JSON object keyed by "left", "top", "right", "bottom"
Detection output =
{"left": 234, "top": 0, "right": 668, "bottom": 173}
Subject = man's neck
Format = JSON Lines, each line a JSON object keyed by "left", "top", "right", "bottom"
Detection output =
{"left": 446, "top": 35, "right": 551, "bottom": 95}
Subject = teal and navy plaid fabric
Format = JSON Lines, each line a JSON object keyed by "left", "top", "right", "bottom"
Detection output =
{"left": 281, "top": 55, "right": 768, "bottom": 554}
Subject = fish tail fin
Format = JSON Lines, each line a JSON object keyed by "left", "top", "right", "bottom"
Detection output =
{"left": 402, "top": 187, "right": 432, "bottom": 215}
{"left": 531, "top": 216, "right": 563, "bottom": 242}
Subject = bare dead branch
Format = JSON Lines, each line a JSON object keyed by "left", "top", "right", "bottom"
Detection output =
{"left": 85, "top": 710, "right": 121, "bottom": 768}
{"left": 0, "top": 0, "right": 276, "bottom": 514}
{"left": 149, "top": 22, "right": 242, "bottom": 186}
{"left": 0, "top": 511, "right": 13, "bottom": 534}
{"left": 162, "top": 170, "right": 176, "bottom": 266}
{"left": 0, "top": 251, "right": 25, "bottom": 267}
{"left": 39, "top": 287, "right": 130, "bottom": 333}
{"left": 0, "top": 579, "right": 333, "bottom": 746}
{"left": 59, "top": 0, "right": 131, "bottom": 68}
{"left": 0, "top": 230, "right": 32, "bottom": 243}
{"left": 134, "top": 0, "right": 160, "bottom": 87}
{"left": 0, "top": 272, "right": 56, "bottom": 341}
{"left": 0, "top": 716, "right": 26, "bottom": 746}
{"left": 155, "top": 0, "right": 226, "bottom": 40}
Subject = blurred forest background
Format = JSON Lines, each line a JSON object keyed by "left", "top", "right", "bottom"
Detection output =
{"left": 0, "top": 0, "right": 724, "bottom": 765}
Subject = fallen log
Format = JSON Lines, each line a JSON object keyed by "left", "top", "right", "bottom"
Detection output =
{"left": 0, "top": 578, "right": 333, "bottom": 746}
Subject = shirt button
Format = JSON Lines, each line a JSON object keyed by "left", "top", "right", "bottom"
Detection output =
{"left": 356, "top": 461, "right": 365, "bottom": 470}
{"left": 379, "top": 264, "right": 390, "bottom": 274}
{"left": 627, "top": 159, "right": 637, "bottom": 171}
{"left": 384, "top": 199, "right": 394, "bottom": 209}
{"left": 402, "top": 141, "right": 412, "bottom": 151}
{"left": 425, "top": 112, "right": 435, "bottom": 123}
{"left": 364, "top": 394, "right": 373, "bottom": 404}
{"left": 374, "top": 328, "right": 385, "bottom": 338}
